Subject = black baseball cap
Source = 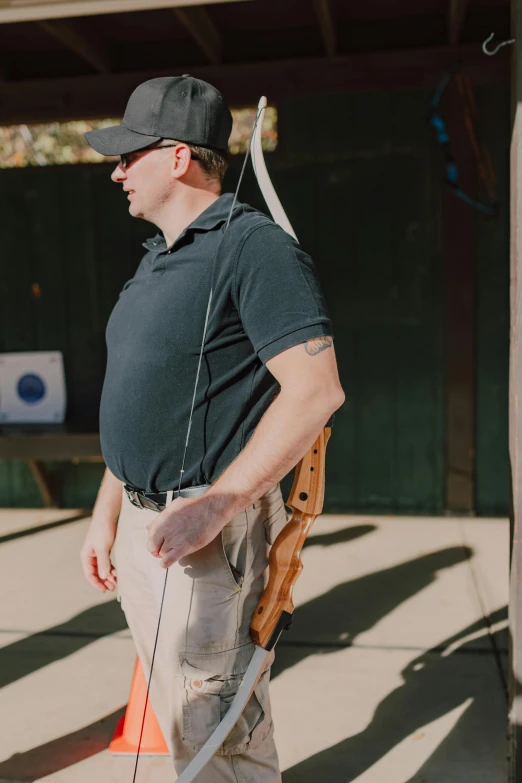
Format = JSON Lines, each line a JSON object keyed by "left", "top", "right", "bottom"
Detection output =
{"left": 85, "top": 75, "right": 232, "bottom": 155}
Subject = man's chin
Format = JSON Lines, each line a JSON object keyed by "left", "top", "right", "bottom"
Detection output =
{"left": 128, "top": 202, "right": 145, "bottom": 219}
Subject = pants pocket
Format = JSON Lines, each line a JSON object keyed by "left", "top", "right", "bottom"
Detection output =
{"left": 180, "top": 670, "right": 223, "bottom": 751}
{"left": 263, "top": 501, "right": 288, "bottom": 545}
{"left": 220, "top": 514, "right": 248, "bottom": 587}
{"left": 219, "top": 666, "right": 272, "bottom": 752}
{"left": 178, "top": 649, "right": 273, "bottom": 755}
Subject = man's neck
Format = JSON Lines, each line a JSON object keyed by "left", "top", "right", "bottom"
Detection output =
{"left": 157, "top": 189, "right": 221, "bottom": 248}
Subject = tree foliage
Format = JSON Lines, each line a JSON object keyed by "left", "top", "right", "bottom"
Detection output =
{"left": 0, "top": 107, "right": 277, "bottom": 168}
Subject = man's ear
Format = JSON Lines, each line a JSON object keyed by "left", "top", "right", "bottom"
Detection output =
{"left": 172, "top": 144, "right": 192, "bottom": 178}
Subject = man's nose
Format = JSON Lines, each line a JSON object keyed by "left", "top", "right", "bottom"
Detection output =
{"left": 111, "top": 163, "right": 126, "bottom": 182}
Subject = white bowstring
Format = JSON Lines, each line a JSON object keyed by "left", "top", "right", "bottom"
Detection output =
{"left": 131, "top": 102, "right": 265, "bottom": 783}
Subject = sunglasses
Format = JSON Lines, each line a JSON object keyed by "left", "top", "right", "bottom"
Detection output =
{"left": 119, "top": 143, "right": 201, "bottom": 170}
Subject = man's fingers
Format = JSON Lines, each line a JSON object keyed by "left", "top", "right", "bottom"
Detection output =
{"left": 146, "top": 523, "right": 177, "bottom": 564}
{"left": 161, "top": 550, "right": 179, "bottom": 569}
{"left": 158, "top": 541, "right": 173, "bottom": 557}
{"left": 103, "top": 572, "right": 117, "bottom": 590}
{"left": 83, "top": 555, "right": 108, "bottom": 592}
{"left": 80, "top": 547, "right": 115, "bottom": 593}
{"left": 147, "top": 531, "right": 163, "bottom": 557}
{"left": 96, "top": 548, "right": 112, "bottom": 580}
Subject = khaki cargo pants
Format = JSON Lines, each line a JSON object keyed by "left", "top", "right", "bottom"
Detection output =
{"left": 112, "top": 482, "right": 288, "bottom": 783}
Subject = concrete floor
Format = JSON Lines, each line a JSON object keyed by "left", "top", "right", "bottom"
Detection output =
{"left": 0, "top": 507, "right": 508, "bottom": 782}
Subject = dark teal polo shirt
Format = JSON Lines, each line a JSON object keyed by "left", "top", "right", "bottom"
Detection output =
{"left": 100, "top": 193, "right": 333, "bottom": 492}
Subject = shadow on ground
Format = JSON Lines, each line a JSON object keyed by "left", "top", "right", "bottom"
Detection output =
{"left": 2, "top": 522, "right": 503, "bottom": 782}
{"left": 0, "top": 512, "right": 91, "bottom": 545}
{"left": 282, "top": 608, "right": 508, "bottom": 783}
{"left": 302, "top": 523, "right": 377, "bottom": 549}
{"left": 273, "top": 544, "right": 474, "bottom": 679}
{"left": 0, "top": 599, "right": 127, "bottom": 688}
{"left": 0, "top": 708, "right": 125, "bottom": 782}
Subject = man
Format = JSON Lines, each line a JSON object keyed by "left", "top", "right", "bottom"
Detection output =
{"left": 80, "top": 75, "right": 344, "bottom": 782}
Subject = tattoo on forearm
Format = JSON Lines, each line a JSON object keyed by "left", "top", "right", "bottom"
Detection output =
{"left": 304, "top": 336, "right": 333, "bottom": 356}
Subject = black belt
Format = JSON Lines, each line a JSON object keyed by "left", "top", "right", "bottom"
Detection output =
{"left": 124, "top": 483, "right": 209, "bottom": 512}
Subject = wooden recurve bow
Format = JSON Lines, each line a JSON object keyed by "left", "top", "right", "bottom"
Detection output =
{"left": 173, "top": 97, "right": 333, "bottom": 783}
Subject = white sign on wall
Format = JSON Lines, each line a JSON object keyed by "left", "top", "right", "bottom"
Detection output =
{"left": 0, "top": 351, "right": 67, "bottom": 423}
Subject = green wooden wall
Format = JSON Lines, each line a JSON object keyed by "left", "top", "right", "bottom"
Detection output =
{"left": 0, "top": 165, "right": 154, "bottom": 507}
{"left": 269, "top": 90, "right": 446, "bottom": 512}
{"left": 0, "top": 86, "right": 510, "bottom": 514}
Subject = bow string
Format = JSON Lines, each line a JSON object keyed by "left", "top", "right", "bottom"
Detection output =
{"left": 133, "top": 96, "right": 332, "bottom": 783}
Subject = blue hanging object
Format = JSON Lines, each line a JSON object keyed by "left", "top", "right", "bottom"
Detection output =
{"left": 428, "top": 64, "right": 497, "bottom": 217}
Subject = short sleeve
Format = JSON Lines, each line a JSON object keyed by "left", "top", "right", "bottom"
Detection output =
{"left": 233, "top": 223, "right": 333, "bottom": 363}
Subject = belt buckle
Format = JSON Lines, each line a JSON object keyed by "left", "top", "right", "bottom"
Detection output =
{"left": 125, "top": 485, "right": 143, "bottom": 509}
{"left": 132, "top": 490, "right": 144, "bottom": 509}
{"left": 142, "top": 496, "right": 163, "bottom": 512}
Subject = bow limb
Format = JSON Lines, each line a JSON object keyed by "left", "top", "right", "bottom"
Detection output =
{"left": 251, "top": 96, "right": 298, "bottom": 240}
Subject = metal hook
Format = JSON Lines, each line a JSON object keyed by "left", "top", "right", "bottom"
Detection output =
{"left": 482, "top": 32, "right": 515, "bottom": 56}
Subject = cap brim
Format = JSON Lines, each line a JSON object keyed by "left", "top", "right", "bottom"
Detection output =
{"left": 84, "top": 123, "right": 161, "bottom": 156}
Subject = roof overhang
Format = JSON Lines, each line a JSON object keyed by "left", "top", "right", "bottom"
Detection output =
{"left": 0, "top": 0, "right": 247, "bottom": 24}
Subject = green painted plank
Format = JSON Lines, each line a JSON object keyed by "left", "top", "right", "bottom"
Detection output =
{"left": 60, "top": 461, "right": 105, "bottom": 508}
{"left": 0, "top": 170, "right": 38, "bottom": 351}
{"left": 353, "top": 153, "right": 399, "bottom": 509}
{"left": 0, "top": 461, "right": 13, "bottom": 507}
{"left": 10, "top": 461, "right": 42, "bottom": 507}
{"left": 27, "top": 168, "right": 67, "bottom": 351}
{"left": 475, "top": 85, "right": 510, "bottom": 516}
{"left": 58, "top": 166, "right": 104, "bottom": 428}
{"left": 392, "top": 121, "right": 444, "bottom": 512}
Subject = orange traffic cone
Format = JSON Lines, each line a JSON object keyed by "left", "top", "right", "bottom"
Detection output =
{"left": 110, "top": 657, "right": 169, "bottom": 755}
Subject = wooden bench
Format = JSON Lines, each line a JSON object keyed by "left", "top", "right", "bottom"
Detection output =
{"left": 0, "top": 426, "right": 103, "bottom": 507}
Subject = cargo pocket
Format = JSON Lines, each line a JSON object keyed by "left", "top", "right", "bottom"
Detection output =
{"left": 180, "top": 669, "right": 223, "bottom": 751}
{"left": 179, "top": 651, "right": 273, "bottom": 755}
{"left": 219, "top": 665, "right": 272, "bottom": 752}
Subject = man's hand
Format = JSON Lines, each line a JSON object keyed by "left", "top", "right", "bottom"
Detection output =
{"left": 80, "top": 518, "right": 118, "bottom": 592}
{"left": 147, "top": 494, "right": 231, "bottom": 568}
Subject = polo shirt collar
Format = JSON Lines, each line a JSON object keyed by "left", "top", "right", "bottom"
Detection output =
{"left": 142, "top": 193, "right": 235, "bottom": 252}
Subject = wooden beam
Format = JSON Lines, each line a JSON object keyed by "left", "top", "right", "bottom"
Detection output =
{"left": 313, "top": 0, "right": 336, "bottom": 58}
{"left": 0, "top": 432, "right": 102, "bottom": 459}
{"left": 0, "top": 0, "right": 245, "bottom": 24}
{"left": 37, "top": 19, "right": 110, "bottom": 73}
{"left": 173, "top": 6, "right": 222, "bottom": 65}
{"left": 28, "top": 458, "right": 60, "bottom": 508}
{"left": 448, "top": 0, "right": 469, "bottom": 45}
{"left": 509, "top": 2, "right": 522, "bottom": 778}
{"left": 0, "top": 45, "right": 508, "bottom": 125}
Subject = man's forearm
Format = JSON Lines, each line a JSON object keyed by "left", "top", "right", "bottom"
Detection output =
{"left": 92, "top": 466, "right": 123, "bottom": 525}
{"left": 206, "top": 388, "right": 343, "bottom": 519}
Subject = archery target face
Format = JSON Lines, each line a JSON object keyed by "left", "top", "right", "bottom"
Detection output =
{"left": 0, "top": 351, "right": 66, "bottom": 423}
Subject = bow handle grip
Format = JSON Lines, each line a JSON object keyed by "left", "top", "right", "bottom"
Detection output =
{"left": 250, "top": 426, "right": 331, "bottom": 649}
